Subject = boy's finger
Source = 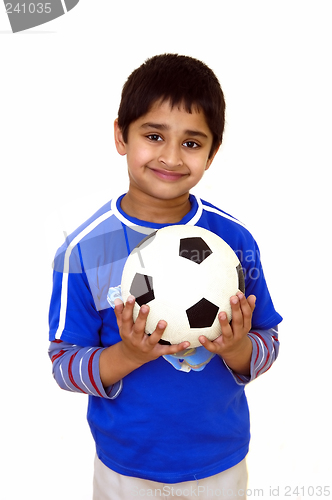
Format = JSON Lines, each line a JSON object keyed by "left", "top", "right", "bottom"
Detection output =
{"left": 147, "top": 320, "right": 168, "bottom": 344}
{"left": 121, "top": 296, "right": 135, "bottom": 319}
{"left": 198, "top": 335, "right": 221, "bottom": 352}
{"left": 218, "top": 311, "right": 233, "bottom": 341}
{"left": 246, "top": 294, "right": 256, "bottom": 313}
{"left": 119, "top": 296, "right": 137, "bottom": 333}
{"left": 113, "top": 301, "right": 124, "bottom": 327}
{"left": 236, "top": 293, "right": 256, "bottom": 314}
{"left": 132, "top": 304, "right": 150, "bottom": 335}
{"left": 114, "top": 301, "right": 124, "bottom": 315}
{"left": 238, "top": 293, "right": 256, "bottom": 332}
{"left": 229, "top": 296, "right": 243, "bottom": 329}
{"left": 114, "top": 298, "right": 124, "bottom": 307}
{"left": 166, "top": 340, "right": 191, "bottom": 354}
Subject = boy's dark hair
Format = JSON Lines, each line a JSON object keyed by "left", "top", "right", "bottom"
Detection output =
{"left": 117, "top": 54, "right": 225, "bottom": 158}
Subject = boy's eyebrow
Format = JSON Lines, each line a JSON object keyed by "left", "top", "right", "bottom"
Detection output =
{"left": 140, "top": 122, "right": 209, "bottom": 139}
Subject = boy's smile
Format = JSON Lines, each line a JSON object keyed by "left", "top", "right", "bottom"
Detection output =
{"left": 114, "top": 100, "right": 219, "bottom": 223}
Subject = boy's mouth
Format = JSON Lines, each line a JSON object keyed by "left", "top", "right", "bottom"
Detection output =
{"left": 150, "top": 168, "right": 186, "bottom": 181}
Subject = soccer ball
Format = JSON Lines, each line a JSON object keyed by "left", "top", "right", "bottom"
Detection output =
{"left": 121, "top": 225, "right": 245, "bottom": 347}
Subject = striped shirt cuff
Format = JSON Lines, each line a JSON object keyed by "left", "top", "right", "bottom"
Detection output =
{"left": 49, "top": 341, "right": 122, "bottom": 399}
{"left": 223, "top": 326, "right": 279, "bottom": 385}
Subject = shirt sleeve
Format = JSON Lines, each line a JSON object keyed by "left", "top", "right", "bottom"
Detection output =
{"left": 50, "top": 230, "right": 105, "bottom": 343}
{"left": 223, "top": 325, "right": 280, "bottom": 385}
{"left": 241, "top": 238, "right": 283, "bottom": 331}
{"left": 48, "top": 340, "right": 122, "bottom": 399}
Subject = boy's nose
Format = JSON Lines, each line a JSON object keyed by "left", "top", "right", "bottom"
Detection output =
{"left": 158, "top": 143, "right": 184, "bottom": 168}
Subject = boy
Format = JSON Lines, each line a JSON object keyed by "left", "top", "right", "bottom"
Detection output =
{"left": 49, "top": 54, "right": 282, "bottom": 499}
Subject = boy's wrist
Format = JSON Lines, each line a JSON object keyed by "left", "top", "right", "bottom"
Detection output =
{"left": 117, "top": 340, "right": 147, "bottom": 370}
{"left": 99, "top": 341, "right": 144, "bottom": 388}
{"left": 220, "top": 336, "right": 253, "bottom": 376}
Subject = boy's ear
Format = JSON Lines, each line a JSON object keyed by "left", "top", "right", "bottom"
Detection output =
{"left": 205, "top": 143, "right": 221, "bottom": 170}
{"left": 114, "top": 119, "right": 127, "bottom": 156}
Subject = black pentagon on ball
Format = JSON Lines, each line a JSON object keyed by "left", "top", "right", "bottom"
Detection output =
{"left": 179, "top": 237, "right": 212, "bottom": 264}
{"left": 130, "top": 273, "right": 155, "bottom": 306}
{"left": 236, "top": 263, "right": 245, "bottom": 294}
{"left": 186, "top": 298, "right": 219, "bottom": 328}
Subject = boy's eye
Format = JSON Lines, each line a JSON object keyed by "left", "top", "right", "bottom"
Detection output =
{"left": 146, "top": 135, "right": 200, "bottom": 148}
{"left": 147, "top": 134, "right": 162, "bottom": 141}
{"left": 183, "top": 141, "right": 199, "bottom": 149}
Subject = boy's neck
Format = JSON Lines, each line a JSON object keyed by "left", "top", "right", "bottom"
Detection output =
{"left": 120, "top": 191, "right": 192, "bottom": 224}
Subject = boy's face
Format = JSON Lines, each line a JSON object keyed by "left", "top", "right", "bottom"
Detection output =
{"left": 114, "top": 99, "right": 219, "bottom": 209}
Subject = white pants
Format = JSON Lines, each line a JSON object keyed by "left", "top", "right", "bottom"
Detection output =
{"left": 93, "top": 454, "right": 248, "bottom": 500}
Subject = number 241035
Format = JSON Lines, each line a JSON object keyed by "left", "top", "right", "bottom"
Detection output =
{"left": 6, "top": 3, "right": 52, "bottom": 14}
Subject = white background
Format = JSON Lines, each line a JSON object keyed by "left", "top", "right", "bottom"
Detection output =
{"left": 1, "top": 1, "right": 331, "bottom": 499}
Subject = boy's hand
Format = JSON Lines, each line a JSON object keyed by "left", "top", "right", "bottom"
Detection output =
{"left": 198, "top": 292, "right": 256, "bottom": 375}
{"left": 114, "top": 295, "right": 190, "bottom": 367}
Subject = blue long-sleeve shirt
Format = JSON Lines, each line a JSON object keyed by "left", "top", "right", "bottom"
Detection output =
{"left": 48, "top": 193, "right": 282, "bottom": 483}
